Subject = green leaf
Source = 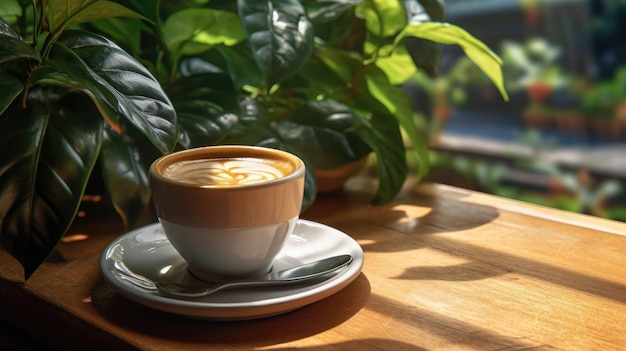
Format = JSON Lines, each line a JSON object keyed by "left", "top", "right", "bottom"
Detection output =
{"left": 302, "top": 0, "right": 363, "bottom": 23}
{"left": 223, "top": 96, "right": 317, "bottom": 210}
{"left": 351, "top": 110, "right": 406, "bottom": 205}
{"left": 0, "top": 17, "right": 20, "bottom": 40}
{"left": 299, "top": 161, "right": 317, "bottom": 211}
{"left": 375, "top": 44, "right": 417, "bottom": 84}
{"left": 298, "top": 47, "right": 360, "bottom": 99}
{"left": 309, "top": 4, "right": 365, "bottom": 50}
{"left": 0, "top": 92, "right": 102, "bottom": 278}
{"left": 0, "top": 18, "right": 40, "bottom": 64}
{"left": 0, "top": 0, "right": 21, "bottom": 21}
{"left": 179, "top": 110, "right": 239, "bottom": 149}
{"left": 0, "top": 19, "right": 36, "bottom": 113}
{"left": 100, "top": 122, "right": 158, "bottom": 227}
{"left": 30, "top": 30, "right": 178, "bottom": 154}
{"left": 338, "top": 63, "right": 415, "bottom": 204}
{"left": 395, "top": 22, "right": 509, "bottom": 100}
{"left": 47, "top": 0, "right": 145, "bottom": 34}
{"left": 356, "top": 0, "right": 406, "bottom": 38}
{"left": 314, "top": 47, "right": 361, "bottom": 83}
{"left": 238, "top": 0, "right": 314, "bottom": 86}
{"left": 217, "top": 44, "right": 264, "bottom": 89}
{"left": 406, "top": 0, "right": 445, "bottom": 22}
{"left": 224, "top": 96, "right": 279, "bottom": 147}
{"left": 117, "top": 0, "right": 158, "bottom": 23}
{"left": 167, "top": 73, "right": 240, "bottom": 148}
{"left": 0, "top": 73, "right": 23, "bottom": 115}
{"left": 164, "top": 8, "right": 245, "bottom": 60}
{"left": 278, "top": 99, "right": 370, "bottom": 168}
{"left": 86, "top": 17, "right": 147, "bottom": 57}
{"left": 402, "top": 0, "right": 443, "bottom": 76}
{"left": 361, "top": 64, "right": 429, "bottom": 178}
{"left": 403, "top": 35, "right": 440, "bottom": 77}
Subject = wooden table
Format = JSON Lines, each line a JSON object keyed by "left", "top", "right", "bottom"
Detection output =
{"left": 1, "top": 176, "right": 626, "bottom": 350}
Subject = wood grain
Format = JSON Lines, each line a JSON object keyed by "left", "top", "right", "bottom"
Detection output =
{"left": 1, "top": 179, "right": 625, "bottom": 350}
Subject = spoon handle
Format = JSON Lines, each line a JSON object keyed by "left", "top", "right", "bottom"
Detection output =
{"left": 156, "top": 254, "right": 353, "bottom": 298}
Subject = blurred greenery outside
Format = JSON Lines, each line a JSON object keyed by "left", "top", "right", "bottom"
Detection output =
{"left": 403, "top": 0, "right": 626, "bottom": 222}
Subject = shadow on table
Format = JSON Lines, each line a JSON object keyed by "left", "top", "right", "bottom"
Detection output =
{"left": 364, "top": 288, "right": 549, "bottom": 350}
{"left": 91, "top": 272, "right": 371, "bottom": 347}
{"left": 269, "top": 339, "right": 427, "bottom": 350}
{"left": 313, "top": 182, "right": 626, "bottom": 303}
{"left": 312, "top": 185, "right": 501, "bottom": 256}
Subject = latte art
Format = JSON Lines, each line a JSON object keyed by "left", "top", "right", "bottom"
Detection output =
{"left": 163, "top": 157, "right": 288, "bottom": 186}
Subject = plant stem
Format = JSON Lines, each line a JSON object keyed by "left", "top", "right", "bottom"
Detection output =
{"left": 341, "top": 62, "right": 366, "bottom": 103}
{"left": 154, "top": 0, "right": 175, "bottom": 85}
{"left": 31, "top": 0, "right": 38, "bottom": 45}
{"left": 21, "top": 0, "right": 46, "bottom": 108}
{"left": 37, "top": 0, "right": 49, "bottom": 49}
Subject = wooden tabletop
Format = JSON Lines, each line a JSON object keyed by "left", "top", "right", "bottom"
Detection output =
{"left": 1, "top": 176, "right": 626, "bottom": 350}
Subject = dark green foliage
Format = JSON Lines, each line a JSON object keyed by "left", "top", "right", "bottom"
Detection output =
{"left": 0, "top": 0, "right": 506, "bottom": 279}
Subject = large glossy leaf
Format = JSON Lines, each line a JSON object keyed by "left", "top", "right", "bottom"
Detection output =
{"left": 47, "top": 0, "right": 145, "bottom": 35}
{"left": 100, "top": 122, "right": 159, "bottom": 227}
{"left": 0, "top": 92, "right": 102, "bottom": 278}
{"left": 0, "top": 19, "right": 37, "bottom": 114}
{"left": 277, "top": 99, "right": 370, "bottom": 169}
{"left": 178, "top": 109, "right": 239, "bottom": 149}
{"left": 224, "top": 96, "right": 280, "bottom": 147}
{"left": 406, "top": 0, "right": 444, "bottom": 22}
{"left": 0, "top": 73, "right": 23, "bottom": 115}
{"left": 298, "top": 47, "right": 361, "bottom": 99}
{"left": 357, "top": 0, "right": 406, "bottom": 38}
{"left": 114, "top": 0, "right": 158, "bottom": 23}
{"left": 402, "top": 0, "right": 444, "bottom": 76}
{"left": 302, "top": 0, "right": 363, "bottom": 23}
{"left": 223, "top": 97, "right": 317, "bottom": 210}
{"left": 170, "top": 72, "right": 239, "bottom": 112}
{"left": 86, "top": 17, "right": 147, "bottom": 57}
{"left": 395, "top": 22, "right": 509, "bottom": 100}
{"left": 167, "top": 73, "right": 239, "bottom": 148}
{"left": 315, "top": 47, "right": 361, "bottom": 83}
{"left": 0, "top": 18, "right": 39, "bottom": 64}
{"left": 0, "top": 17, "right": 20, "bottom": 40}
{"left": 163, "top": 8, "right": 245, "bottom": 62}
{"left": 238, "top": 0, "right": 314, "bottom": 86}
{"left": 299, "top": 162, "right": 317, "bottom": 211}
{"left": 350, "top": 109, "right": 406, "bottom": 205}
{"left": 29, "top": 30, "right": 178, "bottom": 154}
{"left": 375, "top": 44, "right": 418, "bottom": 84}
{"left": 0, "top": 1, "right": 21, "bottom": 20}
{"left": 217, "top": 44, "right": 264, "bottom": 89}
{"left": 347, "top": 65, "right": 411, "bottom": 204}
{"left": 307, "top": 2, "right": 366, "bottom": 51}
{"left": 361, "top": 64, "right": 429, "bottom": 178}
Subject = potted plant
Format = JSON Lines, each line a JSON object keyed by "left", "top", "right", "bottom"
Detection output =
{"left": 551, "top": 81, "right": 586, "bottom": 134}
{"left": 582, "top": 81, "right": 620, "bottom": 137}
{"left": 0, "top": 0, "right": 507, "bottom": 279}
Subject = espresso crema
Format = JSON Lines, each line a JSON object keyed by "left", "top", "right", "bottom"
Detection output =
{"left": 162, "top": 157, "right": 291, "bottom": 186}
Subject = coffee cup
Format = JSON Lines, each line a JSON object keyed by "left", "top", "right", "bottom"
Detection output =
{"left": 149, "top": 145, "right": 305, "bottom": 282}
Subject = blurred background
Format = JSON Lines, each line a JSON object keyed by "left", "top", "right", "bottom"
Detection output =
{"left": 406, "top": 0, "right": 626, "bottom": 221}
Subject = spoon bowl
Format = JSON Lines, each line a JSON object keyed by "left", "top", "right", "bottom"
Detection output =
{"left": 156, "top": 254, "right": 353, "bottom": 298}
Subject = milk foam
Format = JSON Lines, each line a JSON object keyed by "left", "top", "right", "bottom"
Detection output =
{"left": 163, "top": 158, "right": 286, "bottom": 186}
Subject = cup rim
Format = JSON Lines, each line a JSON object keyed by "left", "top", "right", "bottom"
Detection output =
{"left": 149, "top": 145, "right": 305, "bottom": 190}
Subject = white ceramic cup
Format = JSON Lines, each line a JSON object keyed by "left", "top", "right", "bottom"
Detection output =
{"left": 149, "top": 145, "right": 305, "bottom": 282}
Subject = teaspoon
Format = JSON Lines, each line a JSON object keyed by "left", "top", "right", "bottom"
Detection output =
{"left": 155, "top": 254, "right": 353, "bottom": 298}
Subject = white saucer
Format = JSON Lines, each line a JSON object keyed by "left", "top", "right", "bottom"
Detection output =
{"left": 100, "top": 219, "right": 364, "bottom": 320}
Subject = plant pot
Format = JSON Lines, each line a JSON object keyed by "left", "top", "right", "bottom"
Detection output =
{"left": 554, "top": 110, "right": 586, "bottom": 134}
{"left": 589, "top": 118, "right": 615, "bottom": 138}
{"left": 609, "top": 120, "right": 626, "bottom": 138}
{"left": 315, "top": 157, "right": 368, "bottom": 193}
{"left": 522, "top": 110, "right": 553, "bottom": 129}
